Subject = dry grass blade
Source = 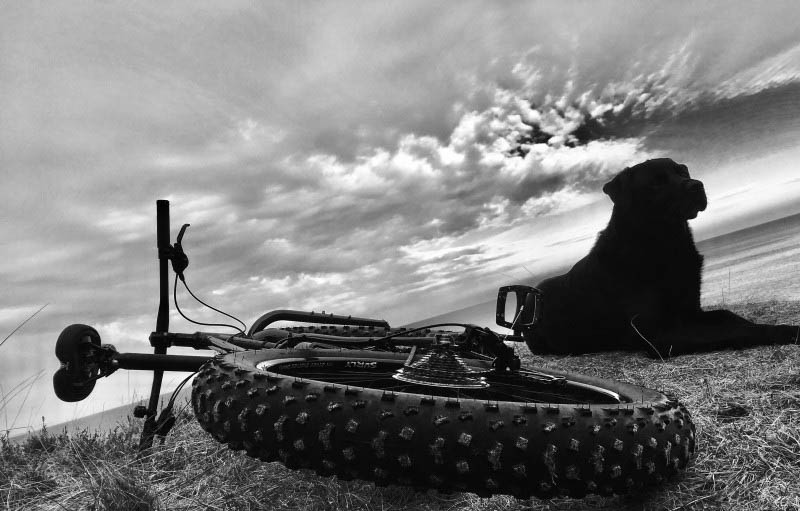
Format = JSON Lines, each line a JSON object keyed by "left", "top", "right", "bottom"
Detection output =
{"left": 0, "top": 304, "right": 48, "bottom": 349}
{"left": 1, "top": 371, "right": 45, "bottom": 433}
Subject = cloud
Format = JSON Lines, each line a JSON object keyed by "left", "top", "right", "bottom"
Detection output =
{"left": 6, "top": 0, "right": 800, "bottom": 327}
{"left": 3, "top": 1, "right": 800, "bottom": 428}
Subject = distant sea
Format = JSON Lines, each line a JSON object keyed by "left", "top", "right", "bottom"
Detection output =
{"left": 699, "top": 212, "right": 800, "bottom": 305}
{"left": 411, "top": 212, "right": 800, "bottom": 329}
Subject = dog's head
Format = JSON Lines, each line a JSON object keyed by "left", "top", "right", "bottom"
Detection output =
{"left": 603, "top": 158, "right": 707, "bottom": 220}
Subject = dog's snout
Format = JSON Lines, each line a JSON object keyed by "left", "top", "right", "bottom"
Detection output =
{"left": 686, "top": 180, "right": 704, "bottom": 194}
{"left": 685, "top": 179, "right": 707, "bottom": 211}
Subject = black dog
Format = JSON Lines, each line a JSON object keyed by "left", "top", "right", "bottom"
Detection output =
{"left": 527, "top": 158, "right": 799, "bottom": 357}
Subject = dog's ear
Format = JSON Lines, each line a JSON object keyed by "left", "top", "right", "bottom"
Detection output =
{"left": 603, "top": 168, "right": 629, "bottom": 205}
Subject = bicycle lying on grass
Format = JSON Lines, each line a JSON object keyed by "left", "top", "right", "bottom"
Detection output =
{"left": 53, "top": 200, "right": 695, "bottom": 499}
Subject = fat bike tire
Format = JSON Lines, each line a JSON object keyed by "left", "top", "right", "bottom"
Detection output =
{"left": 191, "top": 349, "right": 695, "bottom": 499}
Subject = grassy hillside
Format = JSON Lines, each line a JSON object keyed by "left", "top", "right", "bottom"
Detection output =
{"left": 3, "top": 300, "right": 799, "bottom": 510}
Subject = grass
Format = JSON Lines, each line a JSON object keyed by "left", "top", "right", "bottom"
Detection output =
{"left": 3, "top": 300, "right": 799, "bottom": 510}
{"left": 1, "top": 305, "right": 48, "bottom": 436}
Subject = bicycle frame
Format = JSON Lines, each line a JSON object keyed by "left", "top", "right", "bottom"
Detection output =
{"left": 137, "top": 201, "right": 404, "bottom": 448}
{"left": 55, "top": 200, "right": 543, "bottom": 452}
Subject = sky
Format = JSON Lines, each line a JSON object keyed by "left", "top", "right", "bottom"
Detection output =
{"left": 2, "top": 1, "right": 800, "bottom": 430}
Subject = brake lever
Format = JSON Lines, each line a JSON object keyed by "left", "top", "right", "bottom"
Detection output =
{"left": 176, "top": 223, "right": 190, "bottom": 245}
{"left": 171, "top": 223, "right": 190, "bottom": 280}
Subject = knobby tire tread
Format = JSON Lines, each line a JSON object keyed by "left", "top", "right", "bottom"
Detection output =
{"left": 191, "top": 349, "right": 695, "bottom": 499}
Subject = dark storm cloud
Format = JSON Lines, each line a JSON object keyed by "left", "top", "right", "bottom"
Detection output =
{"left": 645, "top": 81, "right": 800, "bottom": 167}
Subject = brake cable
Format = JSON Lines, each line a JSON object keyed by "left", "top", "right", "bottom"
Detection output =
{"left": 181, "top": 277, "right": 247, "bottom": 333}
{"left": 169, "top": 224, "right": 248, "bottom": 335}
{"left": 174, "top": 275, "right": 246, "bottom": 335}
{"left": 152, "top": 370, "right": 197, "bottom": 442}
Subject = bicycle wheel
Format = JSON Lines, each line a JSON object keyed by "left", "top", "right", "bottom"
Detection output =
{"left": 191, "top": 349, "right": 695, "bottom": 499}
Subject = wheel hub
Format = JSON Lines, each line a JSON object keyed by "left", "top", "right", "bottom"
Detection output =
{"left": 393, "top": 345, "right": 489, "bottom": 388}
